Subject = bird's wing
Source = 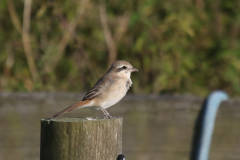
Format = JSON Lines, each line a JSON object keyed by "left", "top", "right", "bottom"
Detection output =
{"left": 53, "top": 75, "right": 114, "bottom": 118}
{"left": 82, "top": 87, "right": 101, "bottom": 101}
{"left": 82, "top": 75, "right": 114, "bottom": 101}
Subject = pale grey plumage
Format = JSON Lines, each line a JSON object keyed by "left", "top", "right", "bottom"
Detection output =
{"left": 53, "top": 60, "right": 138, "bottom": 118}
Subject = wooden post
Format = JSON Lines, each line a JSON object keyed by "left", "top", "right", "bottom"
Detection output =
{"left": 40, "top": 117, "right": 123, "bottom": 160}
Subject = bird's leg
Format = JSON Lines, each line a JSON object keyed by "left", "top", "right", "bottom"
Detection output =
{"left": 100, "top": 107, "right": 110, "bottom": 117}
{"left": 100, "top": 107, "right": 112, "bottom": 119}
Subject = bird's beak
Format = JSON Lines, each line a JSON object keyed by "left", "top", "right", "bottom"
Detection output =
{"left": 130, "top": 67, "right": 138, "bottom": 72}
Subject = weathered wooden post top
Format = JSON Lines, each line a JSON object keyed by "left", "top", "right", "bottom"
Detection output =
{"left": 40, "top": 117, "right": 123, "bottom": 160}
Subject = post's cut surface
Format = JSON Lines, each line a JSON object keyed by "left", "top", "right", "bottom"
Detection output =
{"left": 40, "top": 117, "right": 122, "bottom": 160}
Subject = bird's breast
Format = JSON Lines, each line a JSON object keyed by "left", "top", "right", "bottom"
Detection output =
{"left": 126, "top": 79, "right": 133, "bottom": 90}
{"left": 99, "top": 78, "right": 130, "bottom": 109}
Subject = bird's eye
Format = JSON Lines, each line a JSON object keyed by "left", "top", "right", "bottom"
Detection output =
{"left": 122, "top": 66, "right": 127, "bottom": 69}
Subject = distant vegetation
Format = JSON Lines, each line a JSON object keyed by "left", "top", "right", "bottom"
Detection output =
{"left": 0, "top": 0, "right": 240, "bottom": 96}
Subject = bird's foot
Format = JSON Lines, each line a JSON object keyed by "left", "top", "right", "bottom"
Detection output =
{"left": 109, "top": 115, "right": 119, "bottom": 119}
{"left": 99, "top": 115, "right": 118, "bottom": 119}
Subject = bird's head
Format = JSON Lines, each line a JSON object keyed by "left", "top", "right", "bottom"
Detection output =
{"left": 110, "top": 60, "right": 138, "bottom": 78}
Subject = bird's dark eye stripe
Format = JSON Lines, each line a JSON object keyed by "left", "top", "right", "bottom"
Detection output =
{"left": 115, "top": 66, "right": 127, "bottom": 72}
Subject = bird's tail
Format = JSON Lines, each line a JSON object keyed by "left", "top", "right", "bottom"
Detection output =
{"left": 53, "top": 100, "right": 90, "bottom": 117}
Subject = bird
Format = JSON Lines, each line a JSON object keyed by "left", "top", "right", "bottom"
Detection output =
{"left": 53, "top": 60, "right": 138, "bottom": 118}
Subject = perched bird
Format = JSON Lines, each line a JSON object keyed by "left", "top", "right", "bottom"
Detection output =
{"left": 53, "top": 60, "right": 138, "bottom": 118}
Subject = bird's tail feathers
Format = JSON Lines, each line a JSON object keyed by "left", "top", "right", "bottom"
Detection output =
{"left": 53, "top": 100, "right": 90, "bottom": 117}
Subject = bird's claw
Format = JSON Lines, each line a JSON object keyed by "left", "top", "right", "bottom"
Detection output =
{"left": 99, "top": 115, "right": 117, "bottom": 119}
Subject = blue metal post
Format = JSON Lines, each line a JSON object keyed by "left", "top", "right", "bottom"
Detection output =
{"left": 196, "top": 91, "right": 228, "bottom": 160}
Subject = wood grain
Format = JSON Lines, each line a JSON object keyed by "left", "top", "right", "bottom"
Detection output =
{"left": 40, "top": 117, "right": 122, "bottom": 160}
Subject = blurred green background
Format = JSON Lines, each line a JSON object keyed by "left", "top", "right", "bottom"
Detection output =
{"left": 1, "top": 0, "right": 240, "bottom": 96}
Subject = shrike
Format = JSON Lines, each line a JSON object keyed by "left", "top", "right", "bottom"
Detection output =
{"left": 53, "top": 60, "right": 138, "bottom": 118}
